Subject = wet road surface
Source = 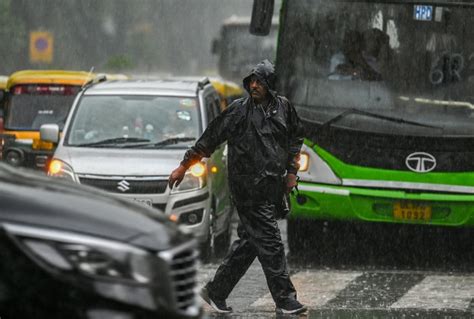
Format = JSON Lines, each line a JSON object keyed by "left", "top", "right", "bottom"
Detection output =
{"left": 198, "top": 220, "right": 474, "bottom": 318}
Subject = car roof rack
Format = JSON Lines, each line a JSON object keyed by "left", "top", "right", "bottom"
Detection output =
{"left": 81, "top": 74, "right": 107, "bottom": 89}
{"left": 197, "top": 77, "right": 211, "bottom": 90}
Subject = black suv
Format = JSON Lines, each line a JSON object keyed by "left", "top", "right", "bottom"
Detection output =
{"left": 0, "top": 163, "right": 200, "bottom": 319}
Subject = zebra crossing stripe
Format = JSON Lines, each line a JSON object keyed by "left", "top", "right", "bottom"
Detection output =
{"left": 251, "top": 270, "right": 362, "bottom": 310}
{"left": 390, "top": 275, "right": 474, "bottom": 310}
{"left": 325, "top": 272, "right": 426, "bottom": 309}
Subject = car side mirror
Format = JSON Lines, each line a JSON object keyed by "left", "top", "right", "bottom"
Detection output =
{"left": 211, "top": 38, "right": 220, "bottom": 55}
{"left": 40, "top": 124, "right": 60, "bottom": 144}
{"left": 250, "top": 0, "right": 275, "bottom": 36}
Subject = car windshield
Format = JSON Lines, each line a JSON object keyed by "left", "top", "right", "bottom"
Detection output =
{"left": 278, "top": 1, "right": 474, "bottom": 135}
{"left": 6, "top": 93, "right": 76, "bottom": 131}
{"left": 66, "top": 95, "right": 200, "bottom": 148}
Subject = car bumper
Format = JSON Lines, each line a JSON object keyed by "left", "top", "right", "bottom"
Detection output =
{"left": 290, "top": 182, "right": 474, "bottom": 227}
{"left": 117, "top": 188, "right": 211, "bottom": 243}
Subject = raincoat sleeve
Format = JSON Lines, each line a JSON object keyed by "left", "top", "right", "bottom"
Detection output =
{"left": 180, "top": 105, "right": 234, "bottom": 169}
{"left": 285, "top": 98, "right": 304, "bottom": 175}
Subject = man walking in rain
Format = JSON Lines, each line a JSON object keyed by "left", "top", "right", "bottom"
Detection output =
{"left": 168, "top": 60, "right": 306, "bottom": 315}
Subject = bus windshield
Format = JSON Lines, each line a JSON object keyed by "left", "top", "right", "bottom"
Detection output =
{"left": 277, "top": 1, "right": 474, "bottom": 136}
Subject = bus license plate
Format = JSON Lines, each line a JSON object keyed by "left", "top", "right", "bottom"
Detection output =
{"left": 133, "top": 198, "right": 153, "bottom": 207}
{"left": 393, "top": 202, "right": 431, "bottom": 221}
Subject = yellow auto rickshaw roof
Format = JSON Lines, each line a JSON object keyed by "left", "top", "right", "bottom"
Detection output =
{"left": 210, "top": 78, "right": 244, "bottom": 98}
{"left": 0, "top": 76, "right": 8, "bottom": 90}
{"left": 7, "top": 70, "right": 96, "bottom": 89}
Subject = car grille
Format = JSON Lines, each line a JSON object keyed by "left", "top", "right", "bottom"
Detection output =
{"left": 78, "top": 177, "right": 168, "bottom": 194}
{"left": 158, "top": 240, "right": 199, "bottom": 315}
{"left": 170, "top": 247, "right": 199, "bottom": 312}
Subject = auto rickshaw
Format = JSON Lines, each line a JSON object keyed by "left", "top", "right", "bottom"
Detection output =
{"left": 0, "top": 70, "right": 103, "bottom": 170}
{"left": 0, "top": 76, "right": 8, "bottom": 159}
{"left": 210, "top": 77, "right": 244, "bottom": 110}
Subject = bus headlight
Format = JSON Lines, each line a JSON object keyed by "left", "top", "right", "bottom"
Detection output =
{"left": 298, "top": 152, "right": 310, "bottom": 172}
{"left": 48, "top": 159, "right": 77, "bottom": 182}
{"left": 298, "top": 144, "right": 341, "bottom": 185}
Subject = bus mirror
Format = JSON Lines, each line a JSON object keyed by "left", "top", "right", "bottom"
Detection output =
{"left": 250, "top": 0, "right": 274, "bottom": 36}
{"left": 211, "top": 38, "right": 220, "bottom": 55}
{"left": 40, "top": 124, "right": 60, "bottom": 144}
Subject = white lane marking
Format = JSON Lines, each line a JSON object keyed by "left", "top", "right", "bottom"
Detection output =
{"left": 391, "top": 275, "right": 474, "bottom": 310}
{"left": 251, "top": 270, "right": 362, "bottom": 310}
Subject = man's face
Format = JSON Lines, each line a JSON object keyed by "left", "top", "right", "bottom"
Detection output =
{"left": 249, "top": 75, "right": 268, "bottom": 103}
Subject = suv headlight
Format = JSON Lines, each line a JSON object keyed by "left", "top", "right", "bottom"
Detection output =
{"left": 4, "top": 223, "right": 161, "bottom": 309}
{"left": 48, "top": 159, "right": 77, "bottom": 182}
{"left": 171, "top": 162, "right": 207, "bottom": 193}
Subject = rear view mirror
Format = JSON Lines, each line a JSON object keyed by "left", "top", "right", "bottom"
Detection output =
{"left": 40, "top": 124, "right": 60, "bottom": 144}
{"left": 250, "top": 0, "right": 275, "bottom": 36}
{"left": 211, "top": 38, "right": 220, "bottom": 55}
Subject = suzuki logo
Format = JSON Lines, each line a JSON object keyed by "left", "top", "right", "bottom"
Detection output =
{"left": 405, "top": 152, "right": 436, "bottom": 173}
{"left": 117, "top": 180, "right": 130, "bottom": 192}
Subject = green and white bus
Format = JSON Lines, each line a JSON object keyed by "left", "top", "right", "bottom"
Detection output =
{"left": 251, "top": 0, "right": 474, "bottom": 253}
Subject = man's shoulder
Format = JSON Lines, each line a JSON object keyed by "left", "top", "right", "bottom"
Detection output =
{"left": 275, "top": 95, "right": 293, "bottom": 109}
{"left": 226, "top": 97, "right": 249, "bottom": 112}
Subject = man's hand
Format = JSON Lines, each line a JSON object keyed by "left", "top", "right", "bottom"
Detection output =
{"left": 286, "top": 173, "right": 298, "bottom": 194}
{"left": 168, "top": 165, "right": 187, "bottom": 189}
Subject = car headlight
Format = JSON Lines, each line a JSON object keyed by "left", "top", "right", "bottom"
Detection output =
{"left": 298, "top": 144, "right": 341, "bottom": 185}
{"left": 4, "top": 223, "right": 154, "bottom": 284}
{"left": 171, "top": 163, "right": 207, "bottom": 193}
{"left": 4, "top": 223, "right": 161, "bottom": 310}
{"left": 48, "top": 159, "right": 77, "bottom": 182}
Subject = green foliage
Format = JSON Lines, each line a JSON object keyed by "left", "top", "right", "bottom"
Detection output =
{"left": 104, "top": 55, "right": 134, "bottom": 71}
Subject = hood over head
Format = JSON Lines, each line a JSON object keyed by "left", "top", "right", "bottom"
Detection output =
{"left": 243, "top": 59, "right": 277, "bottom": 99}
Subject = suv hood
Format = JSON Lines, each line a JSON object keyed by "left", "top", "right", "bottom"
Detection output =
{"left": 0, "top": 164, "right": 188, "bottom": 251}
{"left": 59, "top": 147, "right": 187, "bottom": 176}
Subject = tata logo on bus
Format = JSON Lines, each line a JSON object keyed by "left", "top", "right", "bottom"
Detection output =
{"left": 405, "top": 152, "right": 437, "bottom": 173}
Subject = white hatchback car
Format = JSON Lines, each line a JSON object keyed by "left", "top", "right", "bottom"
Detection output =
{"left": 41, "top": 78, "right": 233, "bottom": 260}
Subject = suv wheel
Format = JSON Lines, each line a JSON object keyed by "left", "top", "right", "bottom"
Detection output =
{"left": 200, "top": 208, "right": 215, "bottom": 263}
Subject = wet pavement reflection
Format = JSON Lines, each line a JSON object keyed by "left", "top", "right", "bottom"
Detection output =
{"left": 199, "top": 219, "right": 474, "bottom": 318}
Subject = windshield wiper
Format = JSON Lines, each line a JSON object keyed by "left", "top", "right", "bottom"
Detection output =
{"left": 75, "top": 137, "right": 150, "bottom": 147}
{"left": 321, "top": 108, "right": 443, "bottom": 130}
{"left": 123, "top": 137, "right": 196, "bottom": 149}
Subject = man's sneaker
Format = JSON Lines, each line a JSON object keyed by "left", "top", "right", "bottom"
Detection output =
{"left": 275, "top": 299, "right": 307, "bottom": 315}
{"left": 200, "top": 286, "right": 232, "bottom": 313}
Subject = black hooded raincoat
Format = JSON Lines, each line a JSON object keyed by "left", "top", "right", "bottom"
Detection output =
{"left": 181, "top": 60, "right": 304, "bottom": 307}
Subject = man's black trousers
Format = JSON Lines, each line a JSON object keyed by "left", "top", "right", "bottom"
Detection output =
{"left": 206, "top": 201, "right": 297, "bottom": 308}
